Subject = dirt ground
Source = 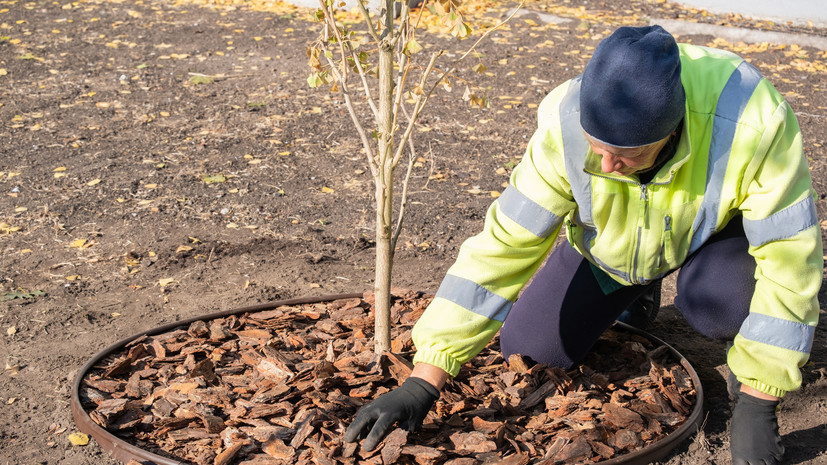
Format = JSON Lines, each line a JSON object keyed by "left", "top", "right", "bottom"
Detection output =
{"left": 0, "top": 0, "right": 826, "bottom": 463}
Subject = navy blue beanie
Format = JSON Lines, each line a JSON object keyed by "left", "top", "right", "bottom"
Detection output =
{"left": 580, "top": 25, "right": 685, "bottom": 147}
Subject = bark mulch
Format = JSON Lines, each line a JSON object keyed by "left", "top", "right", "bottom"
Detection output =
{"left": 79, "top": 291, "right": 697, "bottom": 465}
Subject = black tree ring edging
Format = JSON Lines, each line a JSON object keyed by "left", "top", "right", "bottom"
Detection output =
{"left": 71, "top": 293, "right": 704, "bottom": 465}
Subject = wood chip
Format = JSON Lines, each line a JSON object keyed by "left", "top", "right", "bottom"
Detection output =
{"left": 214, "top": 442, "right": 245, "bottom": 465}
{"left": 507, "top": 354, "right": 532, "bottom": 373}
{"left": 380, "top": 429, "right": 408, "bottom": 464}
{"left": 449, "top": 431, "right": 497, "bottom": 454}
{"left": 552, "top": 435, "right": 592, "bottom": 461}
{"left": 290, "top": 409, "right": 318, "bottom": 449}
{"left": 262, "top": 437, "right": 294, "bottom": 461}
{"left": 188, "top": 320, "right": 209, "bottom": 338}
{"left": 400, "top": 445, "right": 444, "bottom": 465}
{"left": 603, "top": 403, "right": 645, "bottom": 432}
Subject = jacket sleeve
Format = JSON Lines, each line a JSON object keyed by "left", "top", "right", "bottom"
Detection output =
{"left": 411, "top": 93, "right": 578, "bottom": 377}
{"left": 730, "top": 89, "right": 822, "bottom": 398}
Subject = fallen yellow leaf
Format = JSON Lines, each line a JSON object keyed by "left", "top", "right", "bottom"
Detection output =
{"left": 188, "top": 75, "right": 213, "bottom": 85}
{"left": 0, "top": 223, "right": 21, "bottom": 233}
{"left": 87, "top": 178, "right": 101, "bottom": 187}
{"left": 176, "top": 245, "right": 193, "bottom": 253}
{"left": 158, "top": 277, "right": 175, "bottom": 286}
{"left": 68, "top": 432, "right": 89, "bottom": 446}
{"left": 321, "top": 187, "right": 335, "bottom": 194}
{"left": 69, "top": 239, "right": 87, "bottom": 248}
{"left": 201, "top": 174, "right": 226, "bottom": 184}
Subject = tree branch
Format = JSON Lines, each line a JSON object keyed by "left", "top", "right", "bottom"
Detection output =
{"left": 348, "top": 45, "right": 381, "bottom": 121}
{"left": 391, "top": 0, "right": 525, "bottom": 166}
{"left": 321, "top": 53, "right": 379, "bottom": 177}
{"left": 321, "top": 1, "right": 381, "bottom": 120}
{"left": 318, "top": 0, "right": 381, "bottom": 175}
{"left": 391, "top": 146, "right": 417, "bottom": 250}
{"left": 391, "top": 50, "right": 440, "bottom": 165}
{"left": 355, "top": 0, "right": 382, "bottom": 43}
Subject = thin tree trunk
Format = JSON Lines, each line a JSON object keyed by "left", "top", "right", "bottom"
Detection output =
{"left": 373, "top": 38, "right": 395, "bottom": 353}
{"left": 373, "top": 204, "right": 393, "bottom": 353}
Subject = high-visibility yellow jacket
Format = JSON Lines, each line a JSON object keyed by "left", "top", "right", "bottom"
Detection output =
{"left": 411, "top": 43, "right": 822, "bottom": 398}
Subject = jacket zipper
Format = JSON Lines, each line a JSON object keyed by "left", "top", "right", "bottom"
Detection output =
{"left": 584, "top": 168, "right": 671, "bottom": 284}
{"left": 632, "top": 183, "right": 648, "bottom": 284}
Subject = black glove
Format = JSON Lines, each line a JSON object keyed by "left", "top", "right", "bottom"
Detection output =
{"left": 731, "top": 391, "right": 784, "bottom": 465}
{"left": 344, "top": 377, "right": 439, "bottom": 451}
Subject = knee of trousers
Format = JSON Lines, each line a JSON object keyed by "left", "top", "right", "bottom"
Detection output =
{"left": 674, "top": 273, "right": 752, "bottom": 340}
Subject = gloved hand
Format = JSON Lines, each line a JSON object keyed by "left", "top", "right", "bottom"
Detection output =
{"left": 730, "top": 391, "right": 784, "bottom": 465}
{"left": 344, "top": 377, "right": 439, "bottom": 451}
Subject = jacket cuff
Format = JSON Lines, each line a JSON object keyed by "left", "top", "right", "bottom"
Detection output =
{"left": 413, "top": 348, "right": 462, "bottom": 378}
{"left": 739, "top": 377, "right": 788, "bottom": 399}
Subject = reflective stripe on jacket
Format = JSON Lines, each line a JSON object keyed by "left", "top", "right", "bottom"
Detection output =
{"left": 411, "top": 44, "right": 822, "bottom": 397}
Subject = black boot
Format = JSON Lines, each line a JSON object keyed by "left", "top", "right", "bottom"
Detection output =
{"left": 617, "top": 279, "right": 661, "bottom": 329}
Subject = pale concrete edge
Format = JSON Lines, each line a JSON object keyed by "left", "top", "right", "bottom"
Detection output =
{"left": 654, "top": 19, "right": 827, "bottom": 51}
{"left": 506, "top": 9, "right": 827, "bottom": 51}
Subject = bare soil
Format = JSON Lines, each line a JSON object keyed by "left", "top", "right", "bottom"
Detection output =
{"left": 0, "top": 0, "right": 826, "bottom": 464}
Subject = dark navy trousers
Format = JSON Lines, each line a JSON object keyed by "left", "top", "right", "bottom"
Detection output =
{"left": 500, "top": 220, "right": 755, "bottom": 368}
